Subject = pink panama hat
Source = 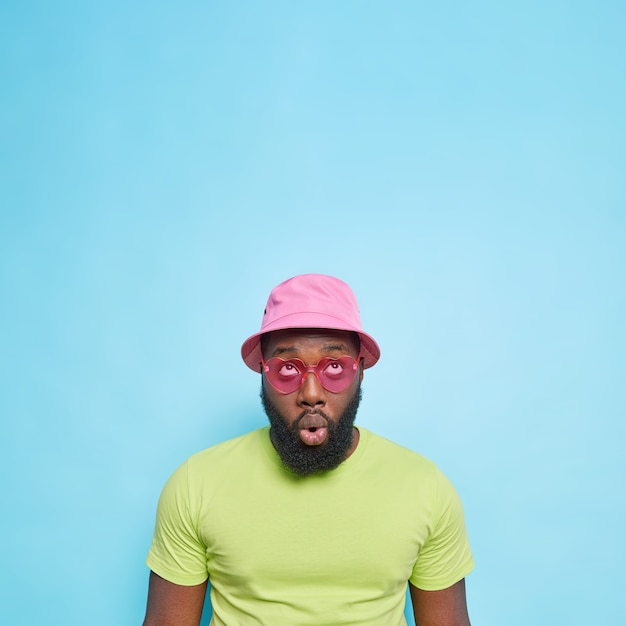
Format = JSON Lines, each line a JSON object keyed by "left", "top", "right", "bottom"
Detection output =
{"left": 241, "top": 274, "right": 381, "bottom": 372}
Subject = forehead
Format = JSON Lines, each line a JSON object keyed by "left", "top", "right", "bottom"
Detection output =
{"left": 261, "top": 328, "right": 359, "bottom": 357}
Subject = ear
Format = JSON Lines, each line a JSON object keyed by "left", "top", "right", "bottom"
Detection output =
{"left": 358, "top": 358, "right": 364, "bottom": 383}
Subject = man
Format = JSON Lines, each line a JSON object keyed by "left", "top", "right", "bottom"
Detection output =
{"left": 144, "top": 274, "right": 474, "bottom": 625}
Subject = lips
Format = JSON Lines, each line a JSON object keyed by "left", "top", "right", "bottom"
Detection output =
{"left": 297, "top": 413, "right": 329, "bottom": 446}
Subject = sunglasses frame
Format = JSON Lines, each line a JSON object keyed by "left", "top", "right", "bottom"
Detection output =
{"left": 262, "top": 354, "right": 361, "bottom": 394}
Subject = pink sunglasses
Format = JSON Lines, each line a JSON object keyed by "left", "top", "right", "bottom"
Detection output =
{"left": 262, "top": 355, "right": 360, "bottom": 394}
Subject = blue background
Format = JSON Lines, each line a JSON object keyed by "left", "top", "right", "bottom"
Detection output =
{"left": 1, "top": 2, "right": 625, "bottom": 624}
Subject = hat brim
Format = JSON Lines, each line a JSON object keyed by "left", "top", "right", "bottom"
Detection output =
{"left": 241, "top": 319, "right": 380, "bottom": 372}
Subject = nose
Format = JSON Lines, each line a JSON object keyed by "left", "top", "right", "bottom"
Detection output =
{"left": 297, "top": 371, "right": 325, "bottom": 407}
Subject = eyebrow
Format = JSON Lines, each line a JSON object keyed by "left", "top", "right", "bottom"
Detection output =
{"left": 271, "top": 343, "right": 350, "bottom": 357}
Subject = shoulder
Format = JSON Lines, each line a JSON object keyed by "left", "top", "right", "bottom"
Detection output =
{"left": 183, "top": 427, "right": 269, "bottom": 474}
{"left": 161, "top": 428, "right": 269, "bottom": 493}
{"left": 357, "top": 428, "right": 459, "bottom": 501}
{"left": 189, "top": 427, "right": 267, "bottom": 460}
{"left": 359, "top": 427, "right": 439, "bottom": 474}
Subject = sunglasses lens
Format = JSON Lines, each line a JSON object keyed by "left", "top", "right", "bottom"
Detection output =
{"left": 264, "top": 356, "right": 358, "bottom": 394}
{"left": 316, "top": 357, "right": 357, "bottom": 392}
{"left": 265, "top": 359, "right": 304, "bottom": 394}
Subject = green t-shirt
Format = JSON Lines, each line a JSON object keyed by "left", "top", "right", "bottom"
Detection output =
{"left": 147, "top": 427, "right": 474, "bottom": 625}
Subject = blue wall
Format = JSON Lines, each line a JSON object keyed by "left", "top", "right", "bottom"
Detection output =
{"left": 2, "top": 2, "right": 625, "bottom": 624}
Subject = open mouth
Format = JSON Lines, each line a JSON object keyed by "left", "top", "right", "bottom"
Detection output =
{"left": 297, "top": 414, "right": 329, "bottom": 446}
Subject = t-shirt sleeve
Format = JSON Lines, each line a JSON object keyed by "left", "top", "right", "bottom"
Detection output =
{"left": 146, "top": 460, "right": 209, "bottom": 586}
{"left": 409, "top": 468, "right": 474, "bottom": 591}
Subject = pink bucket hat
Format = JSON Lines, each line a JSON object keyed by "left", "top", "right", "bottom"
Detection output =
{"left": 241, "top": 274, "right": 381, "bottom": 371}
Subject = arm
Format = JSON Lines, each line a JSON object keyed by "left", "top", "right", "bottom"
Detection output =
{"left": 409, "top": 579, "right": 471, "bottom": 626}
{"left": 143, "top": 571, "right": 208, "bottom": 626}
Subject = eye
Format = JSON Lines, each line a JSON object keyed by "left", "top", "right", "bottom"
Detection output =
{"left": 277, "top": 362, "right": 301, "bottom": 378}
{"left": 322, "top": 360, "right": 345, "bottom": 377}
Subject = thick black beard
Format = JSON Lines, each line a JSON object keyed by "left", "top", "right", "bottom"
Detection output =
{"left": 260, "top": 384, "right": 362, "bottom": 477}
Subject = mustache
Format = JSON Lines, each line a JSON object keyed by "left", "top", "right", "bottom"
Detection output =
{"left": 294, "top": 410, "right": 330, "bottom": 426}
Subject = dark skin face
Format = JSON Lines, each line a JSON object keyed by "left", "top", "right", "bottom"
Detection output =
{"left": 261, "top": 329, "right": 364, "bottom": 472}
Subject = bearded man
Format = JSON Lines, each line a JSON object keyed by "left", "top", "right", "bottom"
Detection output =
{"left": 143, "top": 274, "right": 474, "bottom": 625}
